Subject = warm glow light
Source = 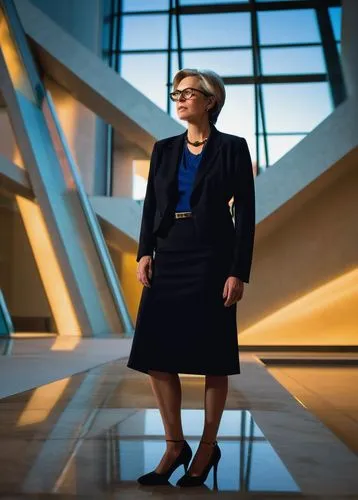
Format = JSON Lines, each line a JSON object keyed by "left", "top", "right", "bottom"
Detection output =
{"left": 50, "top": 337, "right": 81, "bottom": 351}
{"left": 16, "top": 377, "right": 71, "bottom": 426}
{"left": 292, "top": 396, "right": 307, "bottom": 409}
{"left": 46, "top": 79, "right": 99, "bottom": 191}
{"left": 0, "top": 6, "right": 35, "bottom": 101}
{"left": 240, "top": 268, "right": 358, "bottom": 345}
{"left": 44, "top": 88, "right": 80, "bottom": 186}
{"left": 134, "top": 160, "right": 150, "bottom": 180}
{"left": 12, "top": 145, "right": 25, "bottom": 170}
{"left": 15, "top": 195, "right": 81, "bottom": 336}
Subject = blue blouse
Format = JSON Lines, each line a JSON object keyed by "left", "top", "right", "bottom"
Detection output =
{"left": 175, "top": 143, "right": 205, "bottom": 212}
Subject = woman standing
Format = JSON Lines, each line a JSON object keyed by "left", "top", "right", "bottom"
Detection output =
{"left": 127, "top": 69, "right": 255, "bottom": 488}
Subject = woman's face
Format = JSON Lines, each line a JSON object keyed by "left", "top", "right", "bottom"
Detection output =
{"left": 174, "top": 76, "right": 213, "bottom": 123}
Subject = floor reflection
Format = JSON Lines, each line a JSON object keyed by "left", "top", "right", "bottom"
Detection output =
{"left": 0, "top": 360, "right": 300, "bottom": 495}
{"left": 106, "top": 409, "right": 300, "bottom": 492}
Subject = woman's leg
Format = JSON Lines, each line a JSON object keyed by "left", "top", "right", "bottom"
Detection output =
{"left": 188, "top": 374, "right": 228, "bottom": 476}
{"left": 148, "top": 369, "right": 185, "bottom": 473}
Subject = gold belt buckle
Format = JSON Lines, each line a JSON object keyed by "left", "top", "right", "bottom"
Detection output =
{"left": 175, "top": 211, "right": 192, "bottom": 219}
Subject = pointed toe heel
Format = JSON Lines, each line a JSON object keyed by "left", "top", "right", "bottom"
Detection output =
{"left": 137, "top": 439, "right": 192, "bottom": 486}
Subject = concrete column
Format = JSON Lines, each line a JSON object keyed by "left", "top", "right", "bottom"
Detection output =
{"left": 29, "top": 0, "right": 103, "bottom": 54}
{"left": 29, "top": 0, "right": 107, "bottom": 196}
{"left": 45, "top": 77, "right": 104, "bottom": 195}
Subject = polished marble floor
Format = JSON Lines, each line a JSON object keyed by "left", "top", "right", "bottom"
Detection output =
{"left": 267, "top": 364, "right": 358, "bottom": 457}
{"left": 1, "top": 340, "right": 358, "bottom": 499}
{"left": 0, "top": 362, "right": 297, "bottom": 495}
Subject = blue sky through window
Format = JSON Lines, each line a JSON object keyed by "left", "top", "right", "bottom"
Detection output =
{"left": 258, "top": 9, "right": 320, "bottom": 44}
{"left": 329, "top": 7, "right": 342, "bottom": 40}
{"left": 115, "top": 3, "right": 343, "bottom": 196}
{"left": 181, "top": 13, "right": 251, "bottom": 48}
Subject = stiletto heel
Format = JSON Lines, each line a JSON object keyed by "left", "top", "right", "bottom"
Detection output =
{"left": 176, "top": 439, "right": 221, "bottom": 488}
{"left": 137, "top": 439, "right": 192, "bottom": 485}
{"left": 213, "top": 460, "right": 219, "bottom": 490}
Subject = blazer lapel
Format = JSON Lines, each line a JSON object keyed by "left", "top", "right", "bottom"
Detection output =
{"left": 160, "top": 123, "right": 223, "bottom": 210}
{"left": 162, "top": 130, "right": 186, "bottom": 195}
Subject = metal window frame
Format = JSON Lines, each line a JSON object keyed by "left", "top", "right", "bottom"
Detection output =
{"left": 102, "top": 0, "right": 344, "bottom": 172}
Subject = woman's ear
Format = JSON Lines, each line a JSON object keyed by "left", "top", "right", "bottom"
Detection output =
{"left": 208, "top": 96, "right": 216, "bottom": 111}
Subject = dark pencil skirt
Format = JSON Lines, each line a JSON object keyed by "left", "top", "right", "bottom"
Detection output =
{"left": 126, "top": 217, "right": 240, "bottom": 376}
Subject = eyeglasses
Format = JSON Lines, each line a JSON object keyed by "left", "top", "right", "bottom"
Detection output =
{"left": 169, "top": 87, "right": 212, "bottom": 102}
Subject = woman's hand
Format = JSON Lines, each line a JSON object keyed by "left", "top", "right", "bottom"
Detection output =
{"left": 137, "top": 255, "right": 153, "bottom": 288}
{"left": 223, "top": 276, "right": 244, "bottom": 307}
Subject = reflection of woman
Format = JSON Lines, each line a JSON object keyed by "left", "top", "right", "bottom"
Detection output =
{"left": 127, "top": 69, "right": 255, "bottom": 488}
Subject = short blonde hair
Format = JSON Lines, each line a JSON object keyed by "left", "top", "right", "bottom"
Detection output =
{"left": 172, "top": 68, "right": 226, "bottom": 124}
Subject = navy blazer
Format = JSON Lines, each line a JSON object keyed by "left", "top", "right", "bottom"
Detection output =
{"left": 136, "top": 123, "right": 255, "bottom": 283}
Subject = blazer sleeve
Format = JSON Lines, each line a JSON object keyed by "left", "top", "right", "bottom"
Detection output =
{"left": 136, "top": 141, "right": 158, "bottom": 262}
{"left": 228, "top": 138, "right": 256, "bottom": 283}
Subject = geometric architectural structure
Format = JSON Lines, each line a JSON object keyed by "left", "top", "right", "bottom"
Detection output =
{"left": 1, "top": 4, "right": 358, "bottom": 498}
{"left": 103, "top": 0, "right": 344, "bottom": 172}
{"left": 238, "top": 0, "right": 358, "bottom": 346}
{"left": 0, "top": 0, "right": 357, "bottom": 349}
{"left": 0, "top": 0, "right": 131, "bottom": 336}
{"left": 0, "top": 0, "right": 187, "bottom": 339}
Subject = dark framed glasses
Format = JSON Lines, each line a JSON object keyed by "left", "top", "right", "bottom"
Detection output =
{"left": 169, "top": 87, "right": 212, "bottom": 102}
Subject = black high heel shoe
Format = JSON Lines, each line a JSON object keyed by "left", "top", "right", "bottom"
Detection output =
{"left": 137, "top": 439, "right": 192, "bottom": 485}
{"left": 176, "top": 439, "right": 221, "bottom": 488}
